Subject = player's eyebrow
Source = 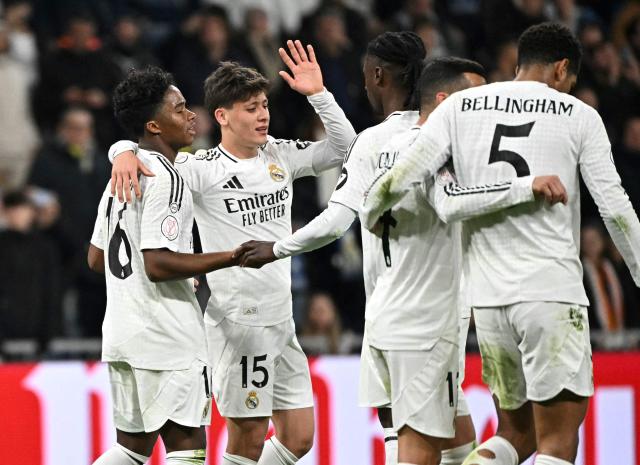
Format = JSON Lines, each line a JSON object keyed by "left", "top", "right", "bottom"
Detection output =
{"left": 174, "top": 100, "right": 186, "bottom": 109}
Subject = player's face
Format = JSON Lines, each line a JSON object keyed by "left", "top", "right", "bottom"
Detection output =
{"left": 155, "top": 86, "right": 196, "bottom": 149}
{"left": 363, "top": 55, "right": 383, "bottom": 114}
{"left": 221, "top": 92, "right": 270, "bottom": 147}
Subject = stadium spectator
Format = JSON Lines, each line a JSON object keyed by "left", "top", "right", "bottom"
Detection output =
{"left": 34, "top": 13, "right": 121, "bottom": 148}
{"left": 582, "top": 222, "right": 627, "bottom": 334}
{"left": 488, "top": 39, "right": 518, "bottom": 82}
{"left": 0, "top": 23, "right": 40, "bottom": 190}
{"left": 311, "top": 8, "right": 366, "bottom": 128}
{"left": 0, "top": 190, "right": 62, "bottom": 355}
{"left": 105, "top": 15, "right": 158, "bottom": 76}
{"left": 299, "top": 292, "right": 360, "bottom": 355}
{"left": 167, "top": 5, "right": 248, "bottom": 106}
{"left": 239, "top": 7, "right": 283, "bottom": 93}
{"left": 29, "top": 107, "right": 108, "bottom": 336}
{"left": 3, "top": 0, "right": 38, "bottom": 83}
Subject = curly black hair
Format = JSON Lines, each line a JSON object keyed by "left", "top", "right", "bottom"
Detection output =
{"left": 204, "top": 62, "right": 269, "bottom": 124}
{"left": 417, "top": 57, "right": 486, "bottom": 107}
{"left": 366, "top": 31, "right": 426, "bottom": 111}
{"left": 518, "top": 22, "right": 582, "bottom": 75}
{"left": 112, "top": 66, "right": 175, "bottom": 137}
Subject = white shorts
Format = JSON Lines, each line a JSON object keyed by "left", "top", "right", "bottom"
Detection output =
{"left": 456, "top": 314, "right": 471, "bottom": 417}
{"left": 208, "top": 318, "right": 313, "bottom": 418}
{"left": 358, "top": 336, "right": 459, "bottom": 438}
{"left": 474, "top": 302, "right": 594, "bottom": 410}
{"left": 109, "top": 360, "right": 212, "bottom": 433}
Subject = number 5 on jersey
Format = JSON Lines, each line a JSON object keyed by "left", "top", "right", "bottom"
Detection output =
{"left": 489, "top": 122, "right": 535, "bottom": 177}
{"left": 240, "top": 354, "right": 269, "bottom": 388}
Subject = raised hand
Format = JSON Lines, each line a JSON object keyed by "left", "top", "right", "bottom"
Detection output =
{"left": 278, "top": 39, "right": 324, "bottom": 96}
{"left": 232, "top": 240, "right": 277, "bottom": 268}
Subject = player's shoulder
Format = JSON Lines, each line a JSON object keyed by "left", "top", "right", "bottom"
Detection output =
{"left": 351, "top": 111, "right": 418, "bottom": 149}
{"left": 383, "top": 125, "right": 421, "bottom": 150}
{"left": 261, "top": 135, "right": 313, "bottom": 155}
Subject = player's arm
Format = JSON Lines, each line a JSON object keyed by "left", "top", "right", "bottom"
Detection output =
{"left": 235, "top": 202, "right": 357, "bottom": 268}
{"left": 143, "top": 249, "right": 237, "bottom": 282}
{"left": 235, "top": 130, "right": 371, "bottom": 268}
{"left": 361, "top": 97, "right": 456, "bottom": 229}
{"left": 580, "top": 108, "right": 640, "bottom": 286}
{"left": 87, "top": 192, "right": 109, "bottom": 273}
{"left": 429, "top": 166, "right": 567, "bottom": 223}
{"left": 87, "top": 244, "right": 105, "bottom": 273}
{"left": 278, "top": 40, "right": 356, "bottom": 178}
{"left": 140, "top": 174, "right": 238, "bottom": 282}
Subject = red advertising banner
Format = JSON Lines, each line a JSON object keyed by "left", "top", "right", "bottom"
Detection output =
{"left": 1, "top": 354, "right": 637, "bottom": 465}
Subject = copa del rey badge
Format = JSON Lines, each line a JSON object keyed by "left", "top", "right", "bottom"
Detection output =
{"left": 269, "top": 163, "right": 285, "bottom": 182}
{"left": 161, "top": 215, "right": 179, "bottom": 241}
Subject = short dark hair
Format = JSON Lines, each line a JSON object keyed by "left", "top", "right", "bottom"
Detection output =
{"left": 3, "top": 190, "right": 32, "bottom": 209}
{"left": 366, "top": 31, "right": 426, "bottom": 110}
{"left": 518, "top": 22, "right": 582, "bottom": 75}
{"left": 112, "top": 66, "right": 174, "bottom": 137}
{"left": 417, "top": 57, "right": 486, "bottom": 107}
{"left": 204, "top": 62, "right": 270, "bottom": 123}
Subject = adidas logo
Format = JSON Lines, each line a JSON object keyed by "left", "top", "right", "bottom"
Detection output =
{"left": 222, "top": 176, "right": 244, "bottom": 189}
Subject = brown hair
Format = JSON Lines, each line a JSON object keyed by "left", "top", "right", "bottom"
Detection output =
{"left": 204, "top": 62, "right": 269, "bottom": 124}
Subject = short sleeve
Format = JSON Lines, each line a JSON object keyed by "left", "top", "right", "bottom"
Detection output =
{"left": 90, "top": 192, "right": 109, "bottom": 250}
{"left": 139, "top": 173, "right": 189, "bottom": 252}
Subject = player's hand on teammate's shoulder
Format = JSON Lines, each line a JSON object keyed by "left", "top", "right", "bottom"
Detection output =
{"left": 278, "top": 39, "right": 324, "bottom": 96}
{"left": 110, "top": 150, "right": 154, "bottom": 203}
{"left": 232, "top": 240, "right": 277, "bottom": 268}
{"left": 532, "top": 175, "right": 568, "bottom": 206}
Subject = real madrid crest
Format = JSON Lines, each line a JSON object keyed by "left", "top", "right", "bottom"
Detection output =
{"left": 245, "top": 390, "right": 259, "bottom": 409}
{"left": 269, "top": 163, "right": 286, "bottom": 182}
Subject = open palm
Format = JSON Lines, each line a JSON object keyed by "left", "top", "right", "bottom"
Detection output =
{"left": 279, "top": 39, "right": 324, "bottom": 96}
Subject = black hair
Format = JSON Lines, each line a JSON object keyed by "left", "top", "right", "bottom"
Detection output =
{"left": 3, "top": 190, "right": 32, "bottom": 209}
{"left": 204, "top": 61, "right": 269, "bottom": 124}
{"left": 366, "top": 31, "right": 426, "bottom": 110}
{"left": 113, "top": 66, "right": 175, "bottom": 137}
{"left": 417, "top": 57, "right": 486, "bottom": 107}
{"left": 518, "top": 22, "right": 582, "bottom": 75}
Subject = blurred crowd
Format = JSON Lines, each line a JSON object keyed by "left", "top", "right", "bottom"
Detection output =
{"left": 1, "top": 0, "right": 640, "bottom": 359}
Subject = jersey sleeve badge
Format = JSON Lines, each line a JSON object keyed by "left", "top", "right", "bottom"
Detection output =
{"left": 161, "top": 215, "right": 180, "bottom": 240}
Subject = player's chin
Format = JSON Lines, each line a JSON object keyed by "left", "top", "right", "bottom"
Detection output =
{"left": 254, "top": 133, "right": 268, "bottom": 145}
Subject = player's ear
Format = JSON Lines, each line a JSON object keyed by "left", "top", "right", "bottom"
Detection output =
{"left": 374, "top": 66, "right": 383, "bottom": 86}
{"left": 435, "top": 91, "right": 449, "bottom": 104}
{"left": 214, "top": 107, "right": 228, "bottom": 127}
{"left": 145, "top": 120, "right": 161, "bottom": 135}
{"left": 554, "top": 58, "right": 569, "bottom": 82}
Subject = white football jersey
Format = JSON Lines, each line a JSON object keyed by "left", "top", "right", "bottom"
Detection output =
{"left": 366, "top": 80, "right": 640, "bottom": 307}
{"left": 365, "top": 127, "right": 461, "bottom": 349}
{"left": 109, "top": 89, "right": 354, "bottom": 328}
{"left": 176, "top": 136, "right": 344, "bottom": 326}
{"left": 90, "top": 149, "right": 209, "bottom": 370}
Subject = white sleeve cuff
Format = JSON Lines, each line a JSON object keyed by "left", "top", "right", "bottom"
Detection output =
{"left": 108, "top": 140, "right": 138, "bottom": 163}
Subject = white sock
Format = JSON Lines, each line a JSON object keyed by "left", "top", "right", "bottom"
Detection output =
{"left": 384, "top": 427, "right": 398, "bottom": 465}
{"left": 461, "top": 436, "right": 518, "bottom": 465}
{"left": 534, "top": 455, "right": 573, "bottom": 465}
{"left": 222, "top": 452, "right": 258, "bottom": 465}
{"left": 166, "top": 449, "right": 206, "bottom": 463}
{"left": 93, "top": 444, "right": 150, "bottom": 464}
{"left": 257, "top": 436, "right": 299, "bottom": 465}
{"left": 441, "top": 442, "right": 476, "bottom": 465}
